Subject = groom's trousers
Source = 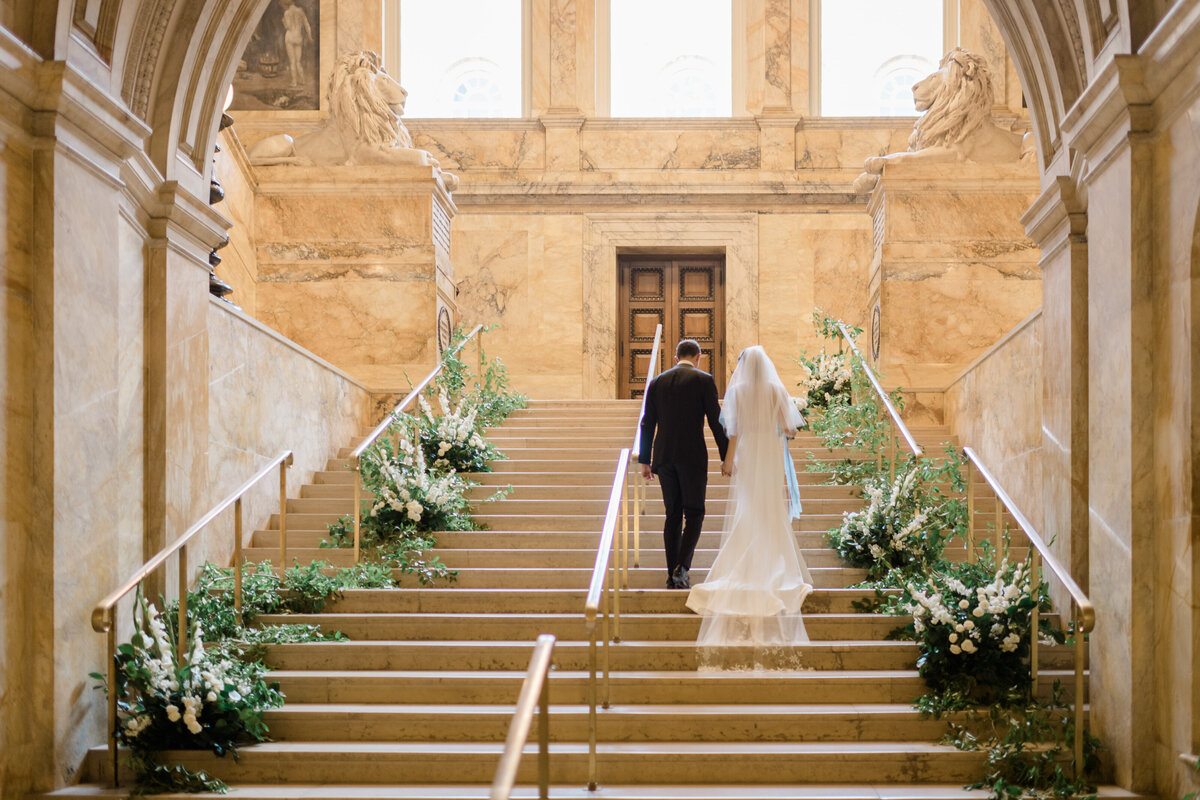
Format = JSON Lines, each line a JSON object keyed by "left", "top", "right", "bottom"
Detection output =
{"left": 656, "top": 462, "right": 707, "bottom": 576}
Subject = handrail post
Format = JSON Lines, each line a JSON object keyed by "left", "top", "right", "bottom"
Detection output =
{"left": 995, "top": 488, "right": 1003, "bottom": 556}
{"left": 107, "top": 624, "right": 118, "bottom": 787}
{"left": 1030, "top": 550, "right": 1041, "bottom": 698}
{"left": 1074, "top": 606, "right": 1085, "bottom": 778}
{"left": 633, "top": 468, "right": 641, "bottom": 567}
{"left": 587, "top": 622, "right": 598, "bottom": 791}
{"left": 353, "top": 460, "right": 362, "bottom": 565}
{"left": 601, "top": 582, "right": 611, "bottom": 708}
{"left": 611, "top": 529, "right": 621, "bottom": 643}
{"left": 177, "top": 547, "right": 188, "bottom": 664}
{"left": 279, "top": 458, "right": 289, "bottom": 566}
{"left": 234, "top": 498, "right": 244, "bottom": 626}
{"left": 538, "top": 671, "right": 550, "bottom": 800}
{"left": 620, "top": 459, "right": 629, "bottom": 590}
{"left": 966, "top": 461, "right": 976, "bottom": 563}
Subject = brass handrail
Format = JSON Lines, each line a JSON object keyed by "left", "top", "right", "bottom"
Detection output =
{"left": 962, "top": 446, "right": 1094, "bottom": 777}
{"left": 490, "top": 633, "right": 556, "bottom": 800}
{"left": 348, "top": 323, "right": 484, "bottom": 562}
{"left": 585, "top": 448, "right": 630, "bottom": 791}
{"left": 627, "top": 323, "right": 664, "bottom": 575}
{"left": 837, "top": 323, "right": 922, "bottom": 470}
{"left": 91, "top": 449, "right": 294, "bottom": 787}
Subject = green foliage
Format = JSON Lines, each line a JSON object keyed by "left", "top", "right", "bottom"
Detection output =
{"left": 937, "top": 684, "right": 1102, "bottom": 800}
{"left": 436, "top": 324, "right": 528, "bottom": 428}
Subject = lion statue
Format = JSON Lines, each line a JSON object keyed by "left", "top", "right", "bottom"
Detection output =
{"left": 851, "top": 48, "right": 1031, "bottom": 193}
{"left": 247, "top": 51, "right": 459, "bottom": 191}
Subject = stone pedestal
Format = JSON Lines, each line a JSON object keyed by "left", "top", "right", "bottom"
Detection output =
{"left": 865, "top": 160, "right": 1041, "bottom": 388}
{"left": 251, "top": 164, "right": 457, "bottom": 387}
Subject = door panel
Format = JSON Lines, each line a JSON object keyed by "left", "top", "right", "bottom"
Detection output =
{"left": 618, "top": 255, "right": 726, "bottom": 399}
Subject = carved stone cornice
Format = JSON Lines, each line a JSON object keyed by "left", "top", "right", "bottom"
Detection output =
{"left": 1061, "top": 54, "right": 1153, "bottom": 168}
{"left": 1020, "top": 175, "right": 1087, "bottom": 261}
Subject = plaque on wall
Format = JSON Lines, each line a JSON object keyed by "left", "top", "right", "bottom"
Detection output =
{"left": 437, "top": 307, "right": 453, "bottom": 354}
{"left": 871, "top": 303, "right": 881, "bottom": 361}
{"left": 230, "top": 0, "right": 320, "bottom": 111}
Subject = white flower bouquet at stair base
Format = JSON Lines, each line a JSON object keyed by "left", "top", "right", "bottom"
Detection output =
{"left": 851, "top": 47, "right": 1033, "bottom": 194}
{"left": 894, "top": 557, "right": 1056, "bottom": 698}
{"left": 246, "top": 50, "right": 460, "bottom": 192}
{"left": 93, "top": 595, "right": 283, "bottom": 791}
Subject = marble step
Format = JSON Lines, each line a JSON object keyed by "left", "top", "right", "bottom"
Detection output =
{"left": 238, "top": 561, "right": 868, "bottom": 589}
{"left": 318, "top": 588, "right": 889, "bottom": 615}
{"left": 265, "top": 511, "right": 854, "bottom": 532}
{"left": 260, "top": 702, "right": 958, "bottom": 742}
{"left": 261, "top": 640, "right": 920, "bottom": 672}
{"left": 301, "top": 483, "right": 864, "bottom": 500}
{"left": 279, "top": 496, "right": 866, "bottom": 517}
{"left": 251, "top": 613, "right": 908, "bottom": 642}
{"left": 86, "top": 741, "right": 992, "bottom": 785}
{"left": 47, "top": 782, "right": 1146, "bottom": 800}
{"left": 269, "top": 668, "right": 1081, "bottom": 705}
{"left": 251, "top": 530, "right": 850, "bottom": 550}
{"left": 324, "top": 454, "right": 881, "bottom": 471}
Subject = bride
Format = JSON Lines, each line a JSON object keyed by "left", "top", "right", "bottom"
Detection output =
{"left": 685, "top": 345, "right": 814, "bottom": 669}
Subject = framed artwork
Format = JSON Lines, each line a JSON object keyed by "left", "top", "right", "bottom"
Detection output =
{"left": 230, "top": 0, "right": 320, "bottom": 111}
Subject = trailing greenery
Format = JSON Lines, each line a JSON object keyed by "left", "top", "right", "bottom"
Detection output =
{"left": 801, "top": 316, "right": 1101, "bottom": 799}
{"left": 436, "top": 324, "right": 529, "bottom": 428}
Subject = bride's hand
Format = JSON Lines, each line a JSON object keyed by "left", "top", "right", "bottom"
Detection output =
{"left": 721, "top": 459, "right": 733, "bottom": 477}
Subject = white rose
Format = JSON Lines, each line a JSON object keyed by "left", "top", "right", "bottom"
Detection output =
{"left": 958, "top": 600, "right": 969, "bottom": 609}
{"left": 972, "top": 607, "right": 985, "bottom": 618}
{"left": 950, "top": 645, "right": 962, "bottom": 655}
{"left": 963, "top": 620, "right": 975, "bottom": 630}
{"left": 165, "top": 704, "right": 181, "bottom": 722}
{"left": 948, "top": 633, "right": 958, "bottom": 643}
{"left": 186, "top": 718, "right": 202, "bottom": 735}
{"left": 206, "top": 692, "right": 217, "bottom": 702}
{"left": 960, "top": 640, "right": 977, "bottom": 654}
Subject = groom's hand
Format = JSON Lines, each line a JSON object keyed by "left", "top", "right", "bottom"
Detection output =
{"left": 640, "top": 464, "right": 653, "bottom": 481}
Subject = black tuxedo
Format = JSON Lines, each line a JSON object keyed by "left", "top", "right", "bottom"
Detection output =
{"left": 638, "top": 362, "right": 729, "bottom": 580}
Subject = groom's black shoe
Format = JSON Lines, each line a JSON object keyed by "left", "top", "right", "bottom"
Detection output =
{"left": 677, "top": 566, "right": 691, "bottom": 589}
{"left": 668, "top": 566, "right": 685, "bottom": 589}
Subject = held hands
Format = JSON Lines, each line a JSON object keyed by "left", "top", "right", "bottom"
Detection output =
{"left": 640, "top": 464, "right": 654, "bottom": 481}
{"left": 721, "top": 458, "right": 734, "bottom": 477}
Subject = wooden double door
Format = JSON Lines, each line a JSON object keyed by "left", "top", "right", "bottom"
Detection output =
{"left": 617, "top": 254, "right": 726, "bottom": 399}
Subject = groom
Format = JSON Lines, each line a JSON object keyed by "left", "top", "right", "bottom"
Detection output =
{"left": 638, "top": 339, "right": 729, "bottom": 589}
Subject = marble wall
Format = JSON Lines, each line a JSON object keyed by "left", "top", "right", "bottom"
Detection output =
{"left": 868, "top": 161, "right": 1043, "bottom": 389}
{"left": 251, "top": 164, "right": 456, "bottom": 388}
{"left": 203, "top": 298, "right": 371, "bottom": 570}
{"left": 943, "top": 310, "right": 1044, "bottom": 531}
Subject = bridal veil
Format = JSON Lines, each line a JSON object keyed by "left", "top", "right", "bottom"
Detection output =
{"left": 685, "top": 345, "right": 814, "bottom": 670}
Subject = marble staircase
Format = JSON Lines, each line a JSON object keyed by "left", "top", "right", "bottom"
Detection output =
{"left": 62, "top": 399, "right": 1123, "bottom": 800}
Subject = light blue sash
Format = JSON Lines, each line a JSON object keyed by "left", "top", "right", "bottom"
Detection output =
{"left": 783, "top": 435, "right": 803, "bottom": 518}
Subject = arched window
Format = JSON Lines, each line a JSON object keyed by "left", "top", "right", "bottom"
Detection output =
{"left": 819, "top": 0, "right": 944, "bottom": 116}
{"left": 609, "top": 0, "right": 732, "bottom": 117}
{"left": 395, "top": 0, "right": 521, "bottom": 118}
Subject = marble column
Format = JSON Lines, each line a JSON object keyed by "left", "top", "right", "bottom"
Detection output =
{"left": 1063, "top": 58, "right": 1157, "bottom": 792}
{"left": 1022, "top": 176, "right": 1089, "bottom": 608}
{"left": 865, "top": 159, "right": 1042, "bottom": 387}
{"left": 251, "top": 164, "right": 458, "bottom": 387}
{"left": 22, "top": 66, "right": 152, "bottom": 791}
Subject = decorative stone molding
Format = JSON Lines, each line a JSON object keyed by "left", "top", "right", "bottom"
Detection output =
{"left": 581, "top": 213, "right": 757, "bottom": 398}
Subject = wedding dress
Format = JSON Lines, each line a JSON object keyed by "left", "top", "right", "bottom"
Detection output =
{"left": 685, "top": 346, "right": 814, "bottom": 670}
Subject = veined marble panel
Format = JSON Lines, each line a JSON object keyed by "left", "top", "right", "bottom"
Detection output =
{"left": 944, "top": 310, "right": 1044, "bottom": 532}
{"left": 582, "top": 214, "right": 757, "bottom": 397}
{"left": 580, "top": 122, "right": 761, "bottom": 171}
{"left": 452, "top": 214, "right": 586, "bottom": 398}
{"left": 409, "top": 123, "right": 546, "bottom": 171}
{"left": 205, "top": 298, "right": 371, "bottom": 568}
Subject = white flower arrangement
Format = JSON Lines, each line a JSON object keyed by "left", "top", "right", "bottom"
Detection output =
{"left": 105, "top": 596, "right": 282, "bottom": 756}
{"left": 897, "top": 558, "right": 1045, "bottom": 694}
{"left": 828, "top": 464, "right": 946, "bottom": 578}
{"left": 796, "top": 350, "right": 854, "bottom": 411}
{"left": 413, "top": 391, "right": 500, "bottom": 474}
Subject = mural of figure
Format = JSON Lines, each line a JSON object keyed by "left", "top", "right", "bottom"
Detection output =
{"left": 281, "top": 0, "right": 313, "bottom": 87}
